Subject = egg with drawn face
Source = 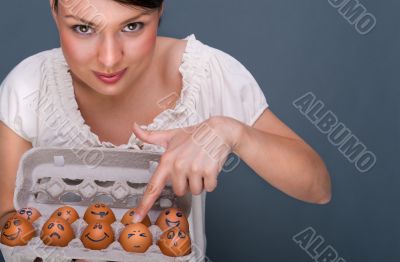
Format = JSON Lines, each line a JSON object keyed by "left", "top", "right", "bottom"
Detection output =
{"left": 158, "top": 227, "right": 192, "bottom": 257}
{"left": 155, "top": 208, "right": 189, "bottom": 232}
{"left": 121, "top": 208, "right": 151, "bottom": 227}
{"left": 15, "top": 207, "right": 41, "bottom": 223}
{"left": 80, "top": 222, "right": 114, "bottom": 250}
{"left": 40, "top": 218, "right": 75, "bottom": 247}
{"left": 0, "top": 217, "right": 35, "bottom": 246}
{"left": 50, "top": 206, "right": 79, "bottom": 224}
{"left": 83, "top": 203, "right": 116, "bottom": 224}
{"left": 118, "top": 223, "right": 153, "bottom": 253}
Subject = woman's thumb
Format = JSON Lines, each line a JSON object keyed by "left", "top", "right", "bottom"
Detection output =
{"left": 132, "top": 122, "right": 170, "bottom": 148}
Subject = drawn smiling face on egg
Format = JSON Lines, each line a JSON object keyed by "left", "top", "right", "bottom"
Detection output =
{"left": 80, "top": 222, "right": 114, "bottom": 250}
{"left": 83, "top": 203, "right": 116, "bottom": 224}
{"left": 0, "top": 217, "right": 35, "bottom": 246}
{"left": 155, "top": 208, "right": 189, "bottom": 232}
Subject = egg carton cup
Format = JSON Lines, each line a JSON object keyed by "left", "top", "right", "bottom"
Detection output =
{"left": 0, "top": 148, "right": 194, "bottom": 262}
{"left": 1, "top": 215, "right": 192, "bottom": 262}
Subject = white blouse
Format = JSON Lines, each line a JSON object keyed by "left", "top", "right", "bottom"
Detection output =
{"left": 0, "top": 34, "right": 268, "bottom": 261}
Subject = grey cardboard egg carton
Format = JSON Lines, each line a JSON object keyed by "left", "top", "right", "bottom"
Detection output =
{"left": 0, "top": 148, "right": 194, "bottom": 262}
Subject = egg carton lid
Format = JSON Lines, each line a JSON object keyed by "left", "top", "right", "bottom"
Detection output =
{"left": 13, "top": 147, "right": 191, "bottom": 215}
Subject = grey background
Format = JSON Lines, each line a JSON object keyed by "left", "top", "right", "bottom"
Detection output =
{"left": 0, "top": 0, "right": 399, "bottom": 261}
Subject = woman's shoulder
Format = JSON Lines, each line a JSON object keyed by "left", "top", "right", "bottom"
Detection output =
{"left": 0, "top": 49, "right": 60, "bottom": 143}
{"left": 157, "top": 34, "right": 245, "bottom": 75}
{"left": 156, "top": 36, "right": 189, "bottom": 76}
{"left": 156, "top": 35, "right": 260, "bottom": 96}
{"left": 1, "top": 48, "right": 60, "bottom": 89}
{"left": 157, "top": 34, "right": 228, "bottom": 63}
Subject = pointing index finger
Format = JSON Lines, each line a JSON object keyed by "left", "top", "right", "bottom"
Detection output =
{"left": 133, "top": 163, "right": 168, "bottom": 223}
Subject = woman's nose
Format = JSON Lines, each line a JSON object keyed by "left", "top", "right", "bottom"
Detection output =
{"left": 97, "top": 35, "right": 123, "bottom": 70}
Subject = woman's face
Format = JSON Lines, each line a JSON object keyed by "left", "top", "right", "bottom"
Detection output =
{"left": 51, "top": 0, "right": 162, "bottom": 97}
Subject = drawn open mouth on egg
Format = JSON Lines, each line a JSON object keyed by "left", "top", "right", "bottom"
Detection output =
{"left": 133, "top": 245, "right": 142, "bottom": 248}
{"left": 50, "top": 232, "right": 61, "bottom": 239}
{"left": 85, "top": 233, "right": 109, "bottom": 242}
{"left": 91, "top": 211, "right": 109, "bottom": 218}
{"left": 165, "top": 219, "right": 180, "bottom": 228}
{"left": 3, "top": 229, "right": 21, "bottom": 240}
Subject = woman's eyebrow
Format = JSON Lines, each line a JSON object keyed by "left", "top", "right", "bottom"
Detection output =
{"left": 64, "top": 15, "right": 96, "bottom": 26}
{"left": 64, "top": 10, "right": 153, "bottom": 27}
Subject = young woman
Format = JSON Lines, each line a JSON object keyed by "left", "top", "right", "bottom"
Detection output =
{"left": 0, "top": 0, "right": 331, "bottom": 260}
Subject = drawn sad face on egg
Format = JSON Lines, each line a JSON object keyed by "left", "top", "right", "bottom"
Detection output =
{"left": 158, "top": 227, "right": 192, "bottom": 257}
{"left": 51, "top": 206, "right": 79, "bottom": 224}
{"left": 40, "top": 218, "right": 74, "bottom": 247}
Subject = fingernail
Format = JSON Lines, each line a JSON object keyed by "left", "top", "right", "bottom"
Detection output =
{"left": 134, "top": 122, "right": 148, "bottom": 130}
{"left": 133, "top": 214, "right": 142, "bottom": 223}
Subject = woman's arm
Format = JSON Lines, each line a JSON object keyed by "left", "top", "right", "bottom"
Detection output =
{"left": 230, "top": 108, "right": 331, "bottom": 204}
{"left": 130, "top": 109, "right": 331, "bottom": 223}
{"left": 0, "top": 121, "right": 32, "bottom": 229}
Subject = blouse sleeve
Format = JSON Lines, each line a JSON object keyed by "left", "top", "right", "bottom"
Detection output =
{"left": 205, "top": 48, "right": 269, "bottom": 126}
{"left": 0, "top": 55, "right": 42, "bottom": 142}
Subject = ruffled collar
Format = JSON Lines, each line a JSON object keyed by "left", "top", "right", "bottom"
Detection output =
{"left": 48, "top": 34, "right": 207, "bottom": 150}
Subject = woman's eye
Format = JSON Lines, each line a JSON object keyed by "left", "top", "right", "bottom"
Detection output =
{"left": 122, "top": 22, "right": 144, "bottom": 33}
{"left": 72, "top": 25, "right": 94, "bottom": 35}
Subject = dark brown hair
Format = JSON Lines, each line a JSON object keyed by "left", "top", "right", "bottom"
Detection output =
{"left": 53, "top": 0, "right": 164, "bottom": 11}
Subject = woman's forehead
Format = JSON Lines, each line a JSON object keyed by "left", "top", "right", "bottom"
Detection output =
{"left": 58, "top": 0, "right": 154, "bottom": 21}
{"left": 58, "top": 0, "right": 155, "bottom": 24}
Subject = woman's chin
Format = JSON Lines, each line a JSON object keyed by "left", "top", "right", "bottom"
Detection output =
{"left": 91, "top": 83, "right": 128, "bottom": 98}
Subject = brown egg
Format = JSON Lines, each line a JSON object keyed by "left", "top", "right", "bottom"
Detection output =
{"left": 158, "top": 227, "right": 192, "bottom": 257}
{"left": 121, "top": 208, "right": 151, "bottom": 227}
{"left": 40, "top": 218, "right": 75, "bottom": 247}
{"left": 50, "top": 206, "right": 79, "bottom": 224}
{"left": 80, "top": 222, "right": 114, "bottom": 250}
{"left": 0, "top": 217, "right": 35, "bottom": 246}
{"left": 119, "top": 223, "right": 153, "bottom": 253}
{"left": 155, "top": 208, "right": 189, "bottom": 232}
{"left": 15, "top": 207, "right": 41, "bottom": 223}
{"left": 83, "top": 203, "right": 116, "bottom": 224}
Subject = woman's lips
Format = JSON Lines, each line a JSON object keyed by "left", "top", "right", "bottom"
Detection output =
{"left": 94, "top": 68, "right": 127, "bottom": 84}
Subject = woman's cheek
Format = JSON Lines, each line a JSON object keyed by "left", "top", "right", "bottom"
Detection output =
{"left": 60, "top": 30, "right": 96, "bottom": 66}
{"left": 124, "top": 29, "right": 157, "bottom": 61}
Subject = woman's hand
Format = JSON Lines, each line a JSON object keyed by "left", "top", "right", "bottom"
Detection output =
{"left": 0, "top": 122, "right": 32, "bottom": 229}
{"left": 131, "top": 116, "right": 242, "bottom": 223}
